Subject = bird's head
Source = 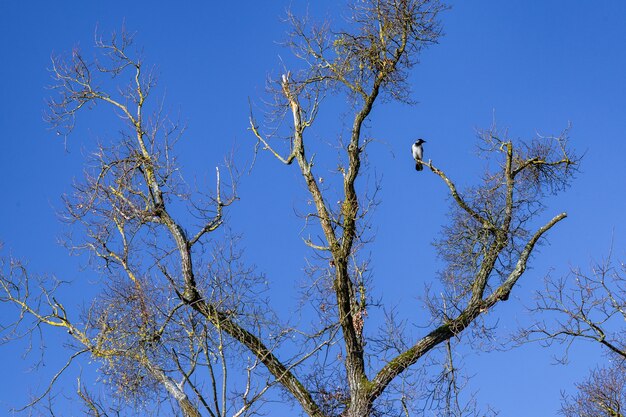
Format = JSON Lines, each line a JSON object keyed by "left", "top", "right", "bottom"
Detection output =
{"left": 415, "top": 139, "right": 426, "bottom": 145}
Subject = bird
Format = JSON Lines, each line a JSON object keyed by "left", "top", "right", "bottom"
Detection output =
{"left": 411, "top": 139, "right": 426, "bottom": 171}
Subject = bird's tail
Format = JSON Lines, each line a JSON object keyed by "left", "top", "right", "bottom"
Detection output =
{"left": 415, "top": 162, "right": 423, "bottom": 171}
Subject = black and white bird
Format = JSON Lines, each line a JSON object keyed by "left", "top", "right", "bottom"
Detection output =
{"left": 411, "top": 139, "right": 426, "bottom": 171}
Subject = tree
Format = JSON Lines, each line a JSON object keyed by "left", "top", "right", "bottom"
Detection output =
{"left": 2, "top": 28, "right": 264, "bottom": 417}
{"left": 1, "top": 1, "right": 579, "bottom": 416}
{"left": 561, "top": 363, "right": 626, "bottom": 417}
{"left": 250, "top": 0, "right": 577, "bottom": 414}
{"left": 522, "top": 255, "right": 626, "bottom": 416}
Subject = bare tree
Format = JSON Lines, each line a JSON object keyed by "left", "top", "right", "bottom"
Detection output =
{"left": 521, "top": 253, "right": 626, "bottom": 416}
{"left": 249, "top": 1, "right": 578, "bottom": 415}
{"left": 1, "top": 26, "right": 273, "bottom": 417}
{"left": 1, "top": 1, "right": 580, "bottom": 416}
{"left": 561, "top": 362, "right": 626, "bottom": 417}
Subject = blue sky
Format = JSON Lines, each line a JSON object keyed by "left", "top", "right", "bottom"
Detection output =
{"left": 1, "top": 0, "right": 625, "bottom": 415}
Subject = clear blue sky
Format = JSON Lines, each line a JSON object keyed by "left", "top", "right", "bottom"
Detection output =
{"left": 1, "top": 1, "right": 625, "bottom": 415}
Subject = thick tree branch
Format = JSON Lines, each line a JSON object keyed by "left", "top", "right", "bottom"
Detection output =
{"left": 369, "top": 212, "right": 567, "bottom": 402}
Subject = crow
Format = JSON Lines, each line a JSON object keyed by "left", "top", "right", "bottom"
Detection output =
{"left": 412, "top": 139, "right": 426, "bottom": 171}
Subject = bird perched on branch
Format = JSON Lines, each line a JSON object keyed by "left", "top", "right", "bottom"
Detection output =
{"left": 411, "top": 139, "right": 426, "bottom": 171}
